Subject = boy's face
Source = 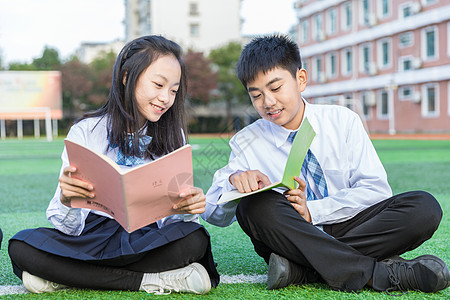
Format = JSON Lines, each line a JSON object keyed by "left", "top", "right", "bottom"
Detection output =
{"left": 246, "top": 67, "right": 307, "bottom": 130}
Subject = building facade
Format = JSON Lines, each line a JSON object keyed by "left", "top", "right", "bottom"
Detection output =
{"left": 75, "top": 40, "right": 125, "bottom": 64}
{"left": 295, "top": 0, "right": 450, "bottom": 133}
{"left": 124, "top": 0, "right": 242, "bottom": 53}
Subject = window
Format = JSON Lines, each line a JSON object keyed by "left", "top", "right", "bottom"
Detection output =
{"left": 341, "top": 48, "right": 352, "bottom": 76}
{"left": 327, "top": 52, "right": 337, "bottom": 78}
{"left": 341, "top": 2, "right": 352, "bottom": 31}
{"left": 378, "top": 90, "right": 389, "bottom": 119}
{"left": 378, "top": 0, "right": 390, "bottom": 18}
{"left": 399, "top": 32, "right": 414, "bottom": 48}
{"left": 448, "top": 81, "right": 450, "bottom": 116}
{"left": 448, "top": 22, "right": 450, "bottom": 57}
{"left": 313, "top": 14, "right": 323, "bottom": 41}
{"left": 326, "top": 8, "right": 337, "bottom": 35}
{"left": 359, "top": 44, "right": 372, "bottom": 74}
{"left": 422, "top": 84, "right": 439, "bottom": 117}
{"left": 423, "top": 0, "right": 437, "bottom": 5}
{"left": 189, "top": 2, "right": 199, "bottom": 16}
{"left": 377, "top": 38, "right": 391, "bottom": 69}
{"left": 399, "top": 56, "right": 413, "bottom": 71}
{"left": 399, "top": 86, "right": 413, "bottom": 100}
{"left": 301, "top": 19, "right": 309, "bottom": 43}
{"left": 422, "top": 26, "right": 438, "bottom": 60}
{"left": 360, "top": 0, "right": 370, "bottom": 25}
{"left": 400, "top": 3, "right": 412, "bottom": 18}
{"left": 190, "top": 23, "right": 199, "bottom": 37}
{"left": 313, "top": 57, "right": 323, "bottom": 82}
{"left": 361, "top": 92, "right": 374, "bottom": 119}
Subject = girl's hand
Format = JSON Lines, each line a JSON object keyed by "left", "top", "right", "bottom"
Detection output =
{"left": 283, "top": 176, "right": 311, "bottom": 223}
{"left": 173, "top": 187, "right": 206, "bottom": 214}
{"left": 59, "top": 166, "right": 95, "bottom": 207}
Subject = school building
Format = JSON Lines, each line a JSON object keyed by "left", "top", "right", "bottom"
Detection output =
{"left": 294, "top": 0, "right": 450, "bottom": 133}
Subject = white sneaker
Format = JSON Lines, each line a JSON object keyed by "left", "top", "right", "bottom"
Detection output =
{"left": 22, "top": 271, "right": 68, "bottom": 293}
{"left": 140, "top": 263, "right": 211, "bottom": 295}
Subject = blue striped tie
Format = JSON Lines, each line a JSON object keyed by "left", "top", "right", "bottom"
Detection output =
{"left": 288, "top": 131, "right": 328, "bottom": 200}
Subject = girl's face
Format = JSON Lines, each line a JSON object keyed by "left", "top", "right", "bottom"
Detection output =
{"left": 134, "top": 55, "right": 181, "bottom": 126}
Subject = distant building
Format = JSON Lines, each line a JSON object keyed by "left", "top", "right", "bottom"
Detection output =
{"left": 295, "top": 0, "right": 450, "bottom": 133}
{"left": 124, "top": 0, "right": 242, "bottom": 53}
{"left": 75, "top": 40, "right": 125, "bottom": 64}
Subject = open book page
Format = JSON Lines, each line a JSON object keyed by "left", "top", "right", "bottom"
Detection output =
{"left": 65, "top": 140, "right": 193, "bottom": 232}
{"left": 122, "top": 149, "right": 193, "bottom": 232}
{"left": 66, "top": 140, "right": 128, "bottom": 224}
{"left": 217, "top": 118, "right": 316, "bottom": 204}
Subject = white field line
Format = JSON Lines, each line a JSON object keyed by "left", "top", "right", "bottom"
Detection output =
{"left": 220, "top": 274, "right": 267, "bottom": 284}
{"left": 0, "top": 285, "right": 28, "bottom": 295}
{"left": 0, "top": 275, "right": 267, "bottom": 295}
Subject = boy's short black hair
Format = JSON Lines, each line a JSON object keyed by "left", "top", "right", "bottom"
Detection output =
{"left": 237, "top": 34, "right": 302, "bottom": 89}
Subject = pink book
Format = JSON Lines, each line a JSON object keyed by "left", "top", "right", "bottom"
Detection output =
{"left": 64, "top": 140, "right": 193, "bottom": 233}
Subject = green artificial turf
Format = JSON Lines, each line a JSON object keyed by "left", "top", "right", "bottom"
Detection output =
{"left": 0, "top": 137, "right": 449, "bottom": 299}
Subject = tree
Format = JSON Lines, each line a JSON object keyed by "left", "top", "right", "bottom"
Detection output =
{"left": 208, "top": 42, "right": 248, "bottom": 131}
{"left": 8, "top": 62, "right": 36, "bottom": 71}
{"left": 32, "top": 46, "right": 61, "bottom": 70}
{"left": 0, "top": 49, "right": 4, "bottom": 70}
{"left": 183, "top": 51, "right": 217, "bottom": 105}
{"left": 88, "top": 50, "right": 116, "bottom": 107}
{"left": 60, "top": 57, "right": 93, "bottom": 118}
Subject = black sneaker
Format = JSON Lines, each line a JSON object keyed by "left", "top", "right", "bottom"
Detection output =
{"left": 374, "top": 255, "right": 450, "bottom": 293}
{"left": 267, "top": 253, "right": 319, "bottom": 290}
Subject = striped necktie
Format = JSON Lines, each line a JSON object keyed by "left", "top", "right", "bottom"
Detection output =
{"left": 288, "top": 131, "right": 328, "bottom": 200}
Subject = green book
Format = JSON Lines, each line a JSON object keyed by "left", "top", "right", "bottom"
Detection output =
{"left": 217, "top": 118, "right": 316, "bottom": 204}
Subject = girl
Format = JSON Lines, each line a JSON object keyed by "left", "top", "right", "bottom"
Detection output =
{"left": 8, "top": 35, "right": 219, "bottom": 295}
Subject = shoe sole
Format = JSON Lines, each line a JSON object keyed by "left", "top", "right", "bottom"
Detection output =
{"left": 267, "top": 253, "right": 289, "bottom": 290}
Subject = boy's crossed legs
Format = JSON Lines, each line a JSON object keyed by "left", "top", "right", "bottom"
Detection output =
{"left": 236, "top": 190, "right": 449, "bottom": 293}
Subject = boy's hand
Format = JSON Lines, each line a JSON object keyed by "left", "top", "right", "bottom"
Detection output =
{"left": 174, "top": 187, "right": 206, "bottom": 214}
{"left": 59, "top": 166, "right": 95, "bottom": 207}
{"left": 229, "top": 170, "right": 271, "bottom": 193}
{"left": 284, "top": 176, "right": 311, "bottom": 223}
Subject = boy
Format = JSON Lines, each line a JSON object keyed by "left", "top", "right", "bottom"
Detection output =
{"left": 202, "top": 35, "right": 449, "bottom": 293}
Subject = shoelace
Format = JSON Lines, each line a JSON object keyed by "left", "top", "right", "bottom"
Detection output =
{"left": 385, "top": 261, "right": 417, "bottom": 296}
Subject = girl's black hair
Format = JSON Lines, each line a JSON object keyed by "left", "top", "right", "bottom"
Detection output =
{"left": 236, "top": 34, "right": 302, "bottom": 89}
{"left": 78, "top": 35, "right": 187, "bottom": 159}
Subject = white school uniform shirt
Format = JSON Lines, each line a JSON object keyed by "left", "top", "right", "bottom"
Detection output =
{"left": 46, "top": 116, "right": 198, "bottom": 236}
{"left": 201, "top": 99, "right": 392, "bottom": 227}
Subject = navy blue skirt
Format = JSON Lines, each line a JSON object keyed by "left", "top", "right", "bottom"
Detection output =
{"left": 10, "top": 213, "right": 219, "bottom": 287}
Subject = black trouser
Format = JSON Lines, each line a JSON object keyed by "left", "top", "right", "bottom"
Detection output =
{"left": 236, "top": 190, "right": 442, "bottom": 292}
{"left": 8, "top": 229, "right": 209, "bottom": 291}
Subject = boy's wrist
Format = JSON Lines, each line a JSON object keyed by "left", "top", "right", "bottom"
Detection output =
{"left": 229, "top": 170, "right": 244, "bottom": 184}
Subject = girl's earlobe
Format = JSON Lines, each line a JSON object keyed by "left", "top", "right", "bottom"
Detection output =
{"left": 122, "top": 72, "right": 127, "bottom": 86}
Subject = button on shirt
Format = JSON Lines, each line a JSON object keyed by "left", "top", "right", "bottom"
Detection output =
{"left": 202, "top": 99, "right": 392, "bottom": 227}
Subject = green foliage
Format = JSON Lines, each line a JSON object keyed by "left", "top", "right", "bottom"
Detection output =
{"left": 8, "top": 46, "right": 61, "bottom": 71}
{"left": 87, "top": 50, "right": 116, "bottom": 108}
{"left": 208, "top": 42, "right": 247, "bottom": 103}
{"left": 208, "top": 42, "right": 249, "bottom": 130}
{"left": 31, "top": 46, "right": 61, "bottom": 70}
{"left": 7, "top": 62, "right": 37, "bottom": 71}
